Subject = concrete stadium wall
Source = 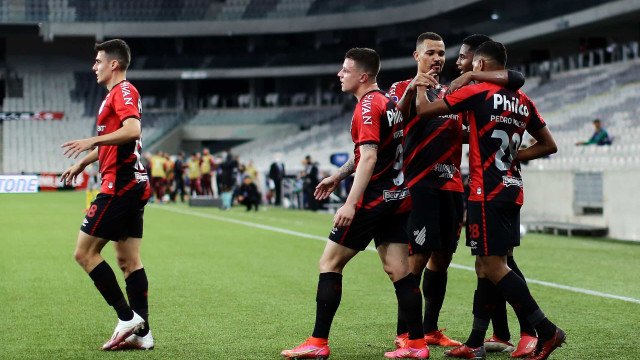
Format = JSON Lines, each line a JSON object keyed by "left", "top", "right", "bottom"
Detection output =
{"left": 521, "top": 168, "right": 640, "bottom": 242}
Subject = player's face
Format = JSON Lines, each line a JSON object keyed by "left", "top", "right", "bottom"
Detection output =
{"left": 337, "top": 58, "right": 365, "bottom": 94}
{"left": 457, "top": 44, "right": 475, "bottom": 74}
{"left": 92, "top": 51, "right": 113, "bottom": 85}
{"left": 414, "top": 40, "right": 445, "bottom": 74}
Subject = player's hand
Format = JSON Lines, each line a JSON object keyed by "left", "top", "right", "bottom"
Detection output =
{"left": 314, "top": 176, "right": 339, "bottom": 200}
{"left": 408, "top": 69, "right": 439, "bottom": 91}
{"left": 333, "top": 203, "right": 356, "bottom": 228}
{"left": 447, "top": 72, "right": 473, "bottom": 94}
{"left": 60, "top": 162, "right": 85, "bottom": 185}
{"left": 61, "top": 138, "right": 95, "bottom": 159}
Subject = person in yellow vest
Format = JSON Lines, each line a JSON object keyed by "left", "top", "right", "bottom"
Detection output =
{"left": 164, "top": 152, "right": 175, "bottom": 202}
{"left": 200, "top": 148, "right": 215, "bottom": 196}
{"left": 187, "top": 152, "right": 202, "bottom": 197}
{"left": 150, "top": 150, "right": 168, "bottom": 203}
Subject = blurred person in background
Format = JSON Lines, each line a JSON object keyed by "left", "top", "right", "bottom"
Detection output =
{"left": 575, "top": 118, "right": 612, "bottom": 146}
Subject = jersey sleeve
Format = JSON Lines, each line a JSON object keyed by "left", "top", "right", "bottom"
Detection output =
{"left": 443, "top": 83, "right": 489, "bottom": 114}
{"left": 506, "top": 70, "right": 525, "bottom": 91}
{"left": 352, "top": 97, "right": 384, "bottom": 146}
{"left": 113, "top": 83, "right": 141, "bottom": 123}
{"left": 526, "top": 98, "right": 546, "bottom": 133}
{"left": 388, "top": 81, "right": 408, "bottom": 103}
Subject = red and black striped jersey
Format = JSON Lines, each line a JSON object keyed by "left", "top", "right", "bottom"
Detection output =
{"left": 350, "top": 89, "right": 409, "bottom": 210}
{"left": 96, "top": 80, "right": 150, "bottom": 197}
{"left": 443, "top": 82, "right": 546, "bottom": 205}
{"left": 388, "top": 79, "right": 463, "bottom": 192}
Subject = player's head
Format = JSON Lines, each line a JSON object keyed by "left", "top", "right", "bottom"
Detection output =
{"left": 203, "top": 148, "right": 210, "bottom": 155}
{"left": 593, "top": 118, "right": 601, "bottom": 129}
{"left": 338, "top": 48, "right": 380, "bottom": 94}
{"left": 92, "top": 39, "right": 131, "bottom": 85}
{"left": 472, "top": 41, "right": 507, "bottom": 72}
{"left": 457, "top": 34, "right": 492, "bottom": 74}
{"left": 413, "top": 32, "right": 445, "bottom": 75}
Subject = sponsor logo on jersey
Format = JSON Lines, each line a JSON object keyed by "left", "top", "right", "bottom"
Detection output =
{"left": 331, "top": 227, "right": 338, "bottom": 234}
{"left": 82, "top": 218, "right": 89, "bottom": 227}
{"left": 135, "top": 172, "right": 149, "bottom": 183}
{"left": 434, "top": 163, "right": 457, "bottom": 179}
{"left": 386, "top": 108, "right": 403, "bottom": 127}
{"left": 97, "top": 125, "right": 106, "bottom": 132}
{"left": 502, "top": 175, "right": 524, "bottom": 188}
{"left": 469, "top": 240, "right": 478, "bottom": 249}
{"left": 383, "top": 187, "right": 410, "bottom": 202}
{"left": 413, "top": 226, "right": 426, "bottom": 246}
{"left": 493, "top": 94, "right": 529, "bottom": 116}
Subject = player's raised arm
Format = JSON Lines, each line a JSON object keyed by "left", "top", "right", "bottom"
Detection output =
{"left": 395, "top": 71, "right": 439, "bottom": 120}
{"left": 448, "top": 69, "right": 525, "bottom": 94}
{"left": 415, "top": 84, "right": 451, "bottom": 119}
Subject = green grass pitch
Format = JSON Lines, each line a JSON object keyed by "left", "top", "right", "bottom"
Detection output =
{"left": 1, "top": 191, "right": 639, "bottom": 359}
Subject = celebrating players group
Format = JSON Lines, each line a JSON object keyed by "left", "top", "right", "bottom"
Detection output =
{"left": 61, "top": 32, "right": 564, "bottom": 360}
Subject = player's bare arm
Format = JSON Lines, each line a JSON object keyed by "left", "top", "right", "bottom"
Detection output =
{"left": 396, "top": 70, "right": 439, "bottom": 120}
{"left": 448, "top": 70, "right": 525, "bottom": 94}
{"left": 61, "top": 117, "right": 141, "bottom": 159}
{"left": 61, "top": 147, "right": 99, "bottom": 185}
{"left": 315, "top": 158, "right": 354, "bottom": 200}
{"left": 333, "top": 144, "right": 377, "bottom": 228}
{"left": 515, "top": 126, "right": 557, "bottom": 162}
{"left": 415, "top": 85, "right": 452, "bottom": 119}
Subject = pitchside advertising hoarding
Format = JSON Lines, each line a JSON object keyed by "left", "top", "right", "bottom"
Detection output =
{"left": 0, "top": 173, "right": 89, "bottom": 193}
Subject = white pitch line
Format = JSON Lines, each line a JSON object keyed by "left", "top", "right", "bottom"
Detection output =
{"left": 153, "top": 205, "right": 640, "bottom": 305}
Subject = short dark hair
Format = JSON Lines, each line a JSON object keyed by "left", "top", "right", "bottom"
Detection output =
{"left": 94, "top": 39, "right": 131, "bottom": 71}
{"left": 474, "top": 41, "right": 507, "bottom": 67}
{"left": 593, "top": 119, "right": 601, "bottom": 124}
{"left": 462, "top": 34, "right": 493, "bottom": 52}
{"left": 345, "top": 47, "right": 380, "bottom": 77}
{"left": 416, "top": 32, "right": 443, "bottom": 47}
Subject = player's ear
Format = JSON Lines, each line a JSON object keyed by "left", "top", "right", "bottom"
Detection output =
{"left": 360, "top": 72, "right": 368, "bottom": 83}
{"left": 413, "top": 50, "right": 420, "bottom": 63}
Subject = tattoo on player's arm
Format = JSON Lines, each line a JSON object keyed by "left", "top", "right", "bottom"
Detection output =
{"left": 359, "top": 144, "right": 379, "bottom": 152}
{"left": 335, "top": 158, "right": 355, "bottom": 181}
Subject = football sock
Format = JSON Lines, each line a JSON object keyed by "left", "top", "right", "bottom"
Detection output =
{"left": 507, "top": 256, "right": 536, "bottom": 336}
{"left": 496, "top": 271, "right": 556, "bottom": 341}
{"left": 465, "top": 278, "right": 497, "bottom": 348}
{"left": 126, "top": 268, "right": 150, "bottom": 336}
{"left": 490, "top": 296, "right": 511, "bottom": 341}
{"left": 89, "top": 261, "right": 133, "bottom": 321}
{"left": 312, "top": 272, "right": 342, "bottom": 339}
{"left": 396, "top": 303, "right": 408, "bottom": 336}
{"left": 394, "top": 274, "right": 424, "bottom": 341}
{"left": 423, "top": 268, "right": 448, "bottom": 333}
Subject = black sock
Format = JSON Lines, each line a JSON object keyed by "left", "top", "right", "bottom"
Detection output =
{"left": 394, "top": 274, "right": 424, "bottom": 340}
{"left": 422, "top": 268, "right": 448, "bottom": 333}
{"left": 89, "top": 261, "right": 133, "bottom": 321}
{"left": 496, "top": 271, "right": 556, "bottom": 340}
{"left": 312, "top": 272, "right": 342, "bottom": 339}
{"left": 507, "top": 256, "right": 536, "bottom": 336}
{"left": 126, "top": 268, "right": 150, "bottom": 336}
{"left": 396, "top": 303, "right": 408, "bottom": 336}
{"left": 465, "top": 278, "right": 497, "bottom": 348}
{"left": 490, "top": 296, "right": 511, "bottom": 340}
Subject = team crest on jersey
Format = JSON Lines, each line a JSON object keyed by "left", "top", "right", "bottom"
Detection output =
{"left": 413, "top": 226, "right": 426, "bottom": 246}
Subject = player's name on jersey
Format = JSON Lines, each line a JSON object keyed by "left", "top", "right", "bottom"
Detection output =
{"left": 491, "top": 115, "right": 526, "bottom": 128}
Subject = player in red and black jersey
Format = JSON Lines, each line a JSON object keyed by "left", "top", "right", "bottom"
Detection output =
{"left": 388, "top": 32, "right": 526, "bottom": 349}
{"left": 414, "top": 41, "right": 564, "bottom": 360}
{"left": 281, "top": 48, "right": 430, "bottom": 360}
{"left": 61, "top": 39, "right": 154, "bottom": 351}
{"left": 454, "top": 34, "right": 539, "bottom": 357}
